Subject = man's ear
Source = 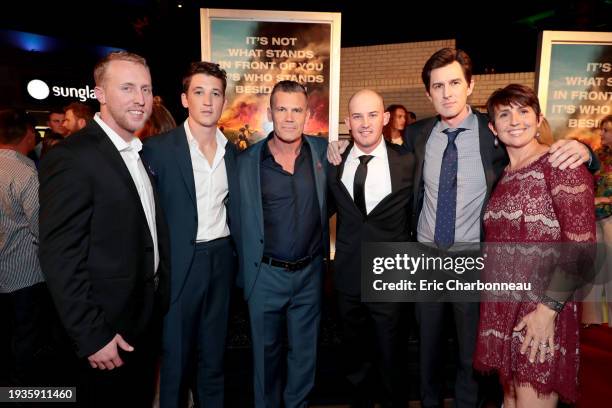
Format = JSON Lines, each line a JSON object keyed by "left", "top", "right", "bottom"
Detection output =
{"left": 181, "top": 93, "right": 189, "bottom": 109}
{"left": 94, "top": 86, "right": 105, "bottom": 105}
{"left": 466, "top": 79, "right": 475, "bottom": 97}
{"left": 383, "top": 111, "right": 390, "bottom": 126}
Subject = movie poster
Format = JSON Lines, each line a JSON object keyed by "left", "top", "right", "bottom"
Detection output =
{"left": 201, "top": 9, "right": 341, "bottom": 148}
{"left": 536, "top": 31, "right": 612, "bottom": 148}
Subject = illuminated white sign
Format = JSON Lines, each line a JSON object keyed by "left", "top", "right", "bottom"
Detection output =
{"left": 26, "top": 79, "right": 96, "bottom": 102}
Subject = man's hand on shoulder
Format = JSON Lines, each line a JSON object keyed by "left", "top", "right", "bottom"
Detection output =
{"left": 327, "top": 140, "right": 349, "bottom": 165}
{"left": 548, "top": 139, "right": 590, "bottom": 170}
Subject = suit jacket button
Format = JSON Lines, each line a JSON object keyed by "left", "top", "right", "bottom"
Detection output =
{"left": 254, "top": 262, "right": 258, "bottom": 267}
{"left": 259, "top": 239, "right": 263, "bottom": 244}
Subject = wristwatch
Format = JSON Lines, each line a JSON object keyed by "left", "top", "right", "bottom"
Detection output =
{"left": 540, "top": 295, "right": 564, "bottom": 313}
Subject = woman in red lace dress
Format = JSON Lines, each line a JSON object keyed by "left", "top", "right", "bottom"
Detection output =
{"left": 474, "top": 84, "right": 596, "bottom": 407}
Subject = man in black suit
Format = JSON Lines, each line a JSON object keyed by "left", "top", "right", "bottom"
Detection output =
{"left": 328, "top": 89, "right": 415, "bottom": 407}
{"left": 39, "top": 51, "right": 170, "bottom": 407}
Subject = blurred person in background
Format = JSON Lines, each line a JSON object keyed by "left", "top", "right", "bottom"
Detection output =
{"left": 407, "top": 110, "right": 417, "bottom": 126}
{"left": 0, "top": 109, "right": 52, "bottom": 386}
{"left": 63, "top": 102, "right": 94, "bottom": 136}
{"left": 41, "top": 108, "right": 68, "bottom": 158}
{"left": 46, "top": 108, "right": 68, "bottom": 138}
{"left": 382, "top": 104, "right": 409, "bottom": 145}
{"left": 136, "top": 96, "right": 176, "bottom": 140}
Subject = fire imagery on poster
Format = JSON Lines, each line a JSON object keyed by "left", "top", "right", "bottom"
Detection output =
{"left": 537, "top": 31, "right": 612, "bottom": 148}
{"left": 201, "top": 9, "right": 341, "bottom": 145}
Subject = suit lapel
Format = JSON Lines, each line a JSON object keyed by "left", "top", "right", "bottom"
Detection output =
{"left": 336, "top": 141, "right": 355, "bottom": 206}
{"left": 248, "top": 141, "right": 265, "bottom": 236}
{"left": 173, "top": 127, "right": 197, "bottom": 209}
{"left": 415, "top": 118, "right": 437, "bottom": 169}
{"left": 224, "top": 143, "right": 237, "bottom": 195}
{"left": 413, "top": 117, "right": 438, "bottom": 207}
{"left": 366, "top": 141, "right": 401, "bottom": 217}
{"left": 386, "top": 141, "right": 402, "bottom": 194}
{"left": 304, "top": 136, "right": 326, "bottom": 223}
{"left": 92, "top": 122, "right": 151, "bottom": 234}
{"left": 475, "top": 111, "right": 497, "bottom": 191}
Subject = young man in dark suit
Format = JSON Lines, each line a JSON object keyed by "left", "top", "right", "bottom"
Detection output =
{"left": 328, "top": 89, "right": 415, "bottom": 407}
{"left": 141, "top": 61, "right": 239, "bottom": 407}
{"left": 38, "top": 51, "right": 170, "bottom": 407}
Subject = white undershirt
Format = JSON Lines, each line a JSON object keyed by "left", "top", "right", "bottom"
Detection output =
{"left": 184, "top": 120, "right": 230, "bottom": 241}
{"left": 341, "top": 138, "right": 392, "bottom": 214}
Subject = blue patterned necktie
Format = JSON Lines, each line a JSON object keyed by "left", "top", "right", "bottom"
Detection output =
{"left": 434, "top": 128, "right": 466, "bottom": 250}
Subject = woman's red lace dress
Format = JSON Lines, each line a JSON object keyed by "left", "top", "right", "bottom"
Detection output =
{"left": 474, "top": 153, "right": 595, "bottom": 402}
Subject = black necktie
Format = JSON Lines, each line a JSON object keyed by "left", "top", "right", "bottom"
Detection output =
{"left": 434, "top": 128, "right": 466, "bottom": 249}
{"left": 354, "top": 155, "right": 373, "bottom": 216}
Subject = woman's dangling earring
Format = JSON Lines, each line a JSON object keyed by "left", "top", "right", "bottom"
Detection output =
{"left": 494, "top": 136, "right": 499, "bottom": 148}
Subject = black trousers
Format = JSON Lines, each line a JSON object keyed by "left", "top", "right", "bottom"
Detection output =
{"left": 75, "top": 305, "right": 162, "bottom": 408}
{"left": 78, "top": 331, "right": 159, "bottom": 408}
{"left": 415, "top": 301, "right": 479, "bottom": 408}
{"left": 336, "top": 292, "right": 403, "bottom": 407}
{"left": 0, "top": 282, "right": 60, "bottom": 387}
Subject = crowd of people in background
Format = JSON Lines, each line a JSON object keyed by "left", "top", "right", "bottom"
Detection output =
{"left": 0, "top": 46, "right": 609, "bottom": 408}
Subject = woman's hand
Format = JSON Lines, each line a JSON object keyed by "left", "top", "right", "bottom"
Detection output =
{"left": 513, "top": 303, "right": 558, "bottom": 363}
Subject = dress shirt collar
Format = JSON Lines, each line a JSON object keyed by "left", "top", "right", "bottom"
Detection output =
{"left": 348, "top": 136, "right": 387, "bottom": 162}
{"left": 184, "top": 120, "right": 227, "bottom": 151}
{"left": 94, "top": 113, "right": 142, "bottom": 154}
{"left": 261, "top": 132, "right": 307, "bottom": 162}
{"left": 436, "top": 106, "right": 477, "bottom": 134}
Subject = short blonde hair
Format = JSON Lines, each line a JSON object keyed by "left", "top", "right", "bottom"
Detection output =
{"left": 93, "top": 51, "right": 148, "bottom": 86}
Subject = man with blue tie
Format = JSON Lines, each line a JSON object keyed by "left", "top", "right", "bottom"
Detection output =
{"left": 328, "top": 48, "right": 595, "bottom": 408}
{"left": 141, "top": 61, "right": 239, "bottom": 407}
{"left": 407, "top": 48, "right": 594, "bottom": 408}
{"left": 236, "top": 80, "right": 328, "bottom": 408}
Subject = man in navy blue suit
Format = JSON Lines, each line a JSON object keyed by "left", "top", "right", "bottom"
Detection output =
{"left": 141, "top": 62, "right": 239, "bottom": 407}
{"left": 236, "top": 81, "right": 329, "bottom": 408}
